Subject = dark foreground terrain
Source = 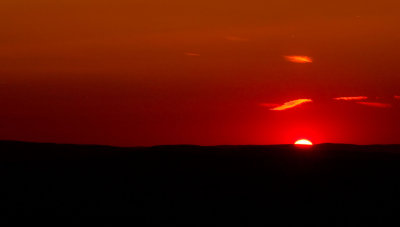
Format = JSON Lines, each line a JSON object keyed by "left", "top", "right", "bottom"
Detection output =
{"left": 1, "top": 141, "right": 400, "bottom": 223}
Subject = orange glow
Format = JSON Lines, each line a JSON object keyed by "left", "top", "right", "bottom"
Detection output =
{"left": 284, "top": 56, "right": 312, "bottom": 63}
{"left": 294, "top": 139, "right": 313, "bottom": 146}
{"left": 356, "top": 102, "right": 391, "bottom": 108}
{"left": 271, "top": 99, "right": 312, "bottom": 111}
{"left": 334, "top": 96, "right": 368, "bottom": 101}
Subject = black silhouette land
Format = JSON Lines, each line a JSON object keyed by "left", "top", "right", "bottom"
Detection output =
{"left": 1, "top": 140, "right": 399, "bottom": 222}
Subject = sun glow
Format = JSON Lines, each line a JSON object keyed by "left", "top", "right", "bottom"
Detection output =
{"left": 294, "top": 139, "right": 313, "bottom": 146}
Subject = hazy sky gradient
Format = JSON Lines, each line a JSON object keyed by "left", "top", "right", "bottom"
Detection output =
{"left": 1, "top": 0, "right": 399, "bottom": 145}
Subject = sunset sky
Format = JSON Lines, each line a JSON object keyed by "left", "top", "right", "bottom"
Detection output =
{"left": 1, "top": 0, "right": 400, "bottom": 146}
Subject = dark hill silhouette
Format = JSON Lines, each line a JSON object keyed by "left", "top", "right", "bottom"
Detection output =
{"left": 1, "top": 141, "right": 400, "bottom": 223}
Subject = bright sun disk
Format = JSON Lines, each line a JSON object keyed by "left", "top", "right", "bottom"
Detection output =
{"left": 294, "top": 139, "right": 313, "bottom": 146}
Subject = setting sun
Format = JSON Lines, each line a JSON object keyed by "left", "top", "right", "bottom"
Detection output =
{"left": 294, "top": 139, "right": 313, "bottom": 146}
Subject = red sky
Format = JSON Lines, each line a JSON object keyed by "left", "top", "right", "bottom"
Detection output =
{"left": 1, "top": 0, "right": 400, "bottom": 146}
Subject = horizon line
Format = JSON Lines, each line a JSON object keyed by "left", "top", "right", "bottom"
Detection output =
{"left": 1, "top": 140, "right": 400, "bottom": 148}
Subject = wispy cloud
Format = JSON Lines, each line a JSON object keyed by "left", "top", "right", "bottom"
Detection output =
{"left": 356, "top": 102, "right": 391, "bottom": 108}
{"left": 333, "top": 96, "right": 368, "bottom": 101}
{"left": 270, "top": 99, "right": 312, "bottom": 111}
{"left": 261, "top": 95, "right": 397, "bottom": 111}
{"left": 184, "top": 52, "right": 200, "bottom": 57}
{"left": 284, "top": 56, "right": 312, "bottom": 63}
